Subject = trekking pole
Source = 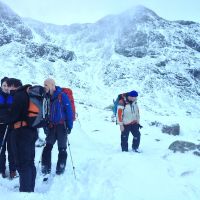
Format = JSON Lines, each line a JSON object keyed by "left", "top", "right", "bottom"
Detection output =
{"left": 76, "top": 115, "right": 87, "bottom": 135}
{"left": 67, "top": 137, "right": 76, "bottom": 180}
{"left": 0, "top": 125, "right": 8, "bottom": 156}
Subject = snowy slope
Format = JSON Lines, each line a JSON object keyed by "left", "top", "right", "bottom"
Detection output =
{"left": 0, "top": 1, "right": 200, "bottom": 199}
{"left": 1, "top": 103, "right": 200, "bottom": 200}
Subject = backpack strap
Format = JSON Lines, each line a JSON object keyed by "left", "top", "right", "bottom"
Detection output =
{"left": 58, "top": 92, "right": 66, "bottom": 103}
{"left": 42, "top": 96, "right": 50, "bottom": 121}
{"left": 13, "top": 121, "right": 28, "bottom": 129}
{"left": 57, "top": 92, "right": 66, "bottom": 112}
{"left": 58, "top": 93, "right": 62, "bottom": 103}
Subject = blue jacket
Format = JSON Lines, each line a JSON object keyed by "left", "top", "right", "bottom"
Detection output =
{"left": 50, "top": 86, "right": 73, "bottom": 129}
{"left": 0, "top": 89, "right": 13, "bottom": 121}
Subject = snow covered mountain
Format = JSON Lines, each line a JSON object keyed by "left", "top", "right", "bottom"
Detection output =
{"left": 0, "top": 1, "right": 75, "bottom": 86}
{"left": 1, "top": 2, "right": 200, "bottom": 116}
{"left": 1, "top": 2, "right": 200, "bottom": 199}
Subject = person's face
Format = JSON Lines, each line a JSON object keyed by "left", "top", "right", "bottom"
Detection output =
{"left": 44, "top": 82, "right": 50, "bottom": 92}
{"left": 44, "top": 81, "right": 54, "bottom": 94}
{"left": 128, "top": 96, "right": 137, "bottom": 102}
{"left": 1, "top": 81, "right": 9, "bottom": 93}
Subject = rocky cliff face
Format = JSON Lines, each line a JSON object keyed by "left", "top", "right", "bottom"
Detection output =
{"left": 0, "top": 1, "right": 75, "bottom": 63}
{"left": 0, "top": 1, "right": 33, "bottom": 45}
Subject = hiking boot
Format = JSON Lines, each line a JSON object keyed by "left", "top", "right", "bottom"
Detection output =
{"left": 56, "top": 148, "right": 67, "bottom": 175}
{"left": 10, "top": 171, "right": 17, "bottom": 179}
{"left": 56, "top": 163, "right": 65, "bottom": 175}
{"left": 1, "top": 172, "right": 7, "bottom": 178}
{"left": 41, "top": 165, "right": 51, "bottom": 175}
{"left": 133, "top": 148, "right": 141, "bottom": 153}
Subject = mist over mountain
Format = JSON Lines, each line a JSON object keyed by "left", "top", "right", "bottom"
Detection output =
{"left": 0, "top": 1, "right": 200, "bottom": 116}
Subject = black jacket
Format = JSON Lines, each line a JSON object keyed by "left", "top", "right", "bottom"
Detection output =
{"left": 6, "top": 85, "right": 31, "bottom": 125}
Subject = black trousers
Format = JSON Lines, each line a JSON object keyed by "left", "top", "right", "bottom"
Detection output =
{"left": 121, "top": 124, "right": 141, "bottom": 152}
{"left": 14, "top": 127, "right": 38, "bottom": 192}
{"left": 0, "top": 125, "right": 16, "bottom": 173}
{"left": 42, "top": 124, "right": 67, "bottom": 172}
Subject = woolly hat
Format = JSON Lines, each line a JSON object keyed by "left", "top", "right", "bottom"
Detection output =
{"left": 128, "top": 90, "right": 138, "bottom": 97}
{"left": 1, "top": 77, "right": 8, "bottom": 86}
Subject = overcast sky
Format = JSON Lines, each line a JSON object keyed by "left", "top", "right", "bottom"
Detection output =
{"left": 2, "top": 0, "right": 200, "bottom": 25}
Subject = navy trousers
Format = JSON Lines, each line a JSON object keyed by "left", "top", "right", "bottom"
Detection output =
{"left": 121, "top": 124, "right": 141, "bottom": 152}
{"left": 42, "top": 124, "right": 67, "bottom": 173}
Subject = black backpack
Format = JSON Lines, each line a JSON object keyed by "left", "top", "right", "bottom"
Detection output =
{"left": 26, "top": 86, "right": 50, "bottom": 128}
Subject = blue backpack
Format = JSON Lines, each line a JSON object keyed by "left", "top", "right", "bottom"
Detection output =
{"left": 112, "top": 93, "right": 127, "bottom": 117}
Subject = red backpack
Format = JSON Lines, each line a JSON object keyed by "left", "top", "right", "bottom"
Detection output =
{"left": 61, "top": 88, "right": 76, "bottom": 121}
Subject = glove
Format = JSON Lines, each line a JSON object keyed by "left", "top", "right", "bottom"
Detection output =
{"left": 66, "top": 127, "right": 71, "bottom": 134}
{"left": 138, "top": 124, "right": 143, "bottom": 129}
